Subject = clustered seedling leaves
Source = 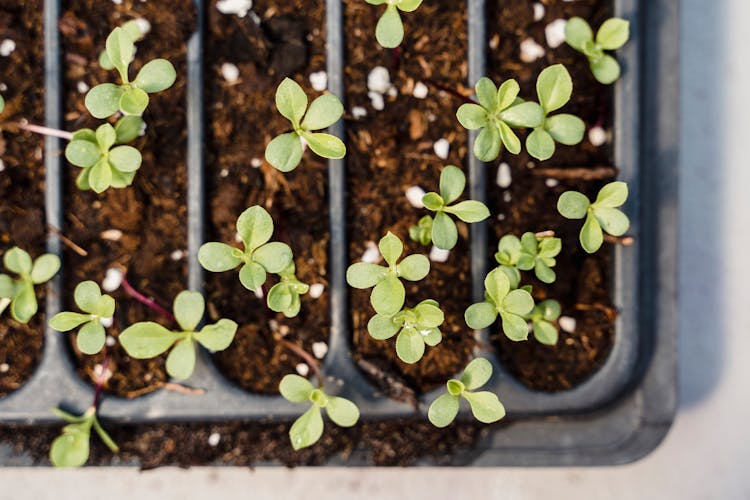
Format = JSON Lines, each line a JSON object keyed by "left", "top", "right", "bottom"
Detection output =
{"left": 495, "top": 232, "right": 562, "bottom": 284}
{"left": 565, "top": 17, "right": 630, "bottom": 85}
{"left": 408, "top": 215, "right": 433, "bottom": 246}
{"left": 119, "top": 291, "right": 238, "bottom": 380}
{"left": 464, "top": 267, "right": 535, "bottom": 340}
{"left": 49, "top": 281, "right": 115, "bottom": 355}
{"left": 365, "top": 0, "right": 423, "bottom": 48}
{"left": 98, "top": 20, "right": 147, "bottom": 71}
{"left": 65, "top": 119, "right": 143, "bottom": 193}
{"left": 0, "top": 247, "right": 60, "bottom": 323}
{"left": 367, "top": 299, "right": 444, "bottom": 364}
{"left": 526, "top": 299, "right": 561, "bottom": 345}
{"left": 198, "top": 205, "right": 293, "bottom": 292}
{"left": 346, "top": 232, "right": 430, "bottom": 316}
{"left": 420, "top": 165, "right": 489, "bottom": 250}
{"left": 557, "top": 181, "right": 630, "bottom": 253}
{"left": 85, "top": 26, "right": 176, "bottom": 118}
{"left": 265, "top": 78, "right": 345, "bottom": 172}
{"left": 428, "top": 358, "right": 505, "bottom": 428}
{"left": 279, "top": 374, "right": 360, "bottom": 450}
{"left": 527, "top": 64, "right": 585, "bottom": 161}
{"left": 49, "top": 407, "right": 118, "bottom": 467}
{"left": 268, "top": 262, "right": 310, "bottom": 318}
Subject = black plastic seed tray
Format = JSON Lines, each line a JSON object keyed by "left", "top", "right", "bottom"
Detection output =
{"left": 0, "top": 0, "right": 678, "bottom": 465}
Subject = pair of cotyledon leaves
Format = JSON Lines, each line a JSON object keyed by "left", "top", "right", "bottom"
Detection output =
{"left": 0, "top": 247, "right": 60, "bottom": 324}
{"left": 49, "top": 407, "right": 118, "bottom": 468}
{"left": 495, "top": 232, "right": 562, "bottom": 285}
{"left": 49, "top": 281, "right": 115, "bottom": 355}
{"left": 565, "top": 17, "right": 630, "bottom": 85}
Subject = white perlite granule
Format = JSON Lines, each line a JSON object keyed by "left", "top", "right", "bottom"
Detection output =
{"left": 308, "top": 283, "right": 325, "bottom": 299}
{"left": 309, "top": 71, "right": 327, "bottom": 91}
{"left": 405, "top": 186, "right": 426, "bottom": 208}
{"left": 559, "top": 316, "right": 577, "bottom": 333}
{"left": 0, "top": 39, "right": 16, "bottom": 57}
{"left": 496, "top": 162, "right": 512, "bottom": 188}
{"left": 412, "top": 81, "right": 428, "bottom": 99}
{"left": 367, "top": 66, "right": 391, "bottom": 94}
{"left": 102, "top": 267, "right": 123, "bottom": 292}
{"left": 545, "top": 19, "right": 567, "bottom": 48}
{"left": 220, "top": 62, "right": 240, "bottom": 83}
{"left": 429, "top": 246, "right": 450, "bottom": 263}
{"left": 520, "top": 38, "right": 545, "bottom": 62}
{"left": 312, "top": 342, "right": 328, "bottom": 359}
{"left": 433, "top": 138, "right": 450, "bottom": 159}
{"left": 216, "top": 0, "right": 252, "bottom": 17}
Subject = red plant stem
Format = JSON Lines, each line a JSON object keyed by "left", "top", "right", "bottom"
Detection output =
{"left": 92, "top": 351, "right": 110, "bottom": 410}
{"left": 15, "top": 122, "right": 73, "bottom": 140}
{"left": 277, "top": 337, "right": 324, "bottom": 388}
{"left": 391, "top": 46, "right": 402, "bottom": 73}
{"left": 120, "top": 273, "right": 176, "bottom": 323}
{"left": 425, "top": 79, "right": 477, "bottom": 105}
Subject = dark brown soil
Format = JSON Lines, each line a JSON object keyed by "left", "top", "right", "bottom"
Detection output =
{"left": 204, "top": 0, "right": 332, "bottom": 394}
{"left": 58, "top": 0, "right": 196, "bottom": 396}
{"left": 485, "top": 0, "right": 616, "bottom": 391}
{"left": 343, "top": 0, "right": 474, "bottom": 394}
{"left": 0, "top": 0, "right": 46, "bottom": 397}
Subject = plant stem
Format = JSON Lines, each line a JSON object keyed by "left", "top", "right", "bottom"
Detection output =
{"left": 530, "top": 166, "right": 619, "bottom": 180}
{"left": 13, "top": 122, "right": 73, "bottom": 140}
{"left": 604, "top": 233, "right": 635, "bottom": 246}
{"left": 120, "top": 271, "right": 176, "bottom": 323}
{"left": 425, "top": 79, "right": 477, "bottom": 105}
{"left": 92, "top": 350, "right": 110, "bottom": 410}
{"left": 276, "top": 336, "right": 324, "bottom": 388}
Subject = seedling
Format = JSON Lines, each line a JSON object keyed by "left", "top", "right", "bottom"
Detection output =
{"left": 98, "top": 20, "right": 147, "bottom": 71}
{"left": 119, "top": 291, "right": 238, "bottom": 380}
{"left": 49, "top": 406, "right": 118, "bottom": 467}
{"left": 85, "top": 26, "right": 176, "bottom": 118}
{"left": 198, "top": 206, "right": 293, "bottom": 292}
{"left": 557, "top": 181, "right": 630, "bottom": 253}
{"left": 0, "top": 247, "right": 60, "bottom": 323}
{"left": 464, "top": 267, "right": 534, "bottom": 340}
{"left": 495, "top": 232, "right": 561, "bottom": 284}
{"left": 408, "top": 215, "right": 433, "bottom": 246}
{"left": 279, "top": 374, "right": 360, "bottom": 450}
{"left": 265, "top": 78, "right": 345, "bottom": 172}
{"left": 49, "top": 281, "right": 115, "bottom": 355}
{"left": 65, "top": 119, "right": 143, "bottom": 193}
{"left": 420, "top": 165, "right": 489, "bottom": 250}
{"left": 0, "top": 94, "right": 4, "bottom": 114}
{"left": 457, "top": 77, "right": 544, "bottom": 161}
{"left": 565, "top": 17, "right": 630, "bottom": 85}
{"left": 365, "top": 0, "right": 423, "bottom": 48}
{"left": 267, "top": 262, "right": 310, "bottom": 318}
{"left": 428, "top": 358, "right": 505, "bottom": 427}
{"left": 526, "top": 299, "right": 561, "bottom": 345}
{"left": 527, "top": 64, "right": 585, "bottom": 161}
{"left": 367, "top": 299, "right": 444, "bottom": 364}
{"left": 346, "top": 232, "right": 430, "bottom": 316}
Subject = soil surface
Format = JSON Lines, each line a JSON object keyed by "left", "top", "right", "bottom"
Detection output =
{"left": 0, "top": 0, "right": 46, "bottom": 398}
{"left": 58, "top": 0, "right": 196, "bottom": 396}
{"left": 204, "top": 0, "right": 332, "bottom": 394}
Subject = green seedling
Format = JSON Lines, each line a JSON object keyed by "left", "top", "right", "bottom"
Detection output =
{"left": 365, "top": 0, "right": 423, "bottom": 48}
{"left": 457, "top": 77, "right": 544, "bottom": 161}
{"left": 49, "top": 406, "right": 119, "bottom": 467}
{"left": 85, "top": 26, "right": 176, "bottom": 118}
{"left": 65, "top": 118, "right": 143, "bottom": 193}
{"left": 428, "top": 358, "right": 505, "bottom": 428}
{"left": 495, "top": 232, "right": 561, "bottom": 284}
{"left": 267, "top": 262, "right": 310, "bottom": 318}
{"left": 565, "top": 17, "right": 630, "bottom": 85}
{"left": 367, "top": 299, "right": 444, "bottom": 364}
{"left": 557, "top": 181, "right": 630, "bottom": 253}
{"left": 527, "top": 64, "right": 585, "bottom": 161}
{"left": 346, "top": 231, "right": 430, "bottom": 316}
{"left": 526, "top": 299, "right": 560, "bottom": 345}
{"left": 98, "top": 19, "right": 147, "bottom": 71}
{"left": 0, "top": 94, "right": 4, "bottom": 114}
{"left": 198, "top": 205, "right": 293, "bottom": 292}
{"left": 265, "top": 78, "right": 345, "bottom": 172}
{"left": 49, "top": 281, "right": 115, "bottom": 355}
{"left": 119, "top": 291, "right": 238, "bottom": 380}
{"left": 408, "top": 215, "right": 433, "bottom": 246}
{"left": 280, "top": 374, "right": 360, "bottom": 450}
{"left": 464, "top": 267, "right": 534, "bottom": 340}
{"left": 0, "top": 247, "right": 60, "bottom": 323}
{"left": 421, "top": 165, "right": 490, "bottom": 250}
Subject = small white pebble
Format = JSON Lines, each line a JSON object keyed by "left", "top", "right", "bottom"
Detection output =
{"left": 0, "top": 83, "right": 7, "bottom": 92}
{"left": 250, "top": 157, "right": 263, "bottom": 168}
{"left": 559, "top": 316, "right": 577, "bottom": 333}
{"left": 0, "top": 39, "right": 16, "bottom": 57}
{"left": 412, "top": 81, "right": 428, "bottom": 99}
{"left": 497, "top": 213, "right": 506, "bottom": 221}
{"left": 588, "top": 125, "right": 608, "bottom": 146}
{"left": 0, "top": 159, "right": 5, "bottom": 172}
{"left": 533, "top": 3, "right": 545, "bottom": 21}
{"left": 309, "top": 71, "right": 327, "bottom": 91}
{"left": 433, "top": 138, "right": 450, "bottom": 160}
{"left": 308, "top": 283, "right": 325, "bottom": 299}
{"left": 219, "top": 168, "right": 229, "bottom": 177}
{"left": 216, "top": 0, "right": 253, "bottom": 17}
{"left": 220, "top": 62, "right": 240, "bottom": 83}
{"left": 368, "top": 91, "right": 384, "bottom": 111}
{"left": 295, "top": 363, "right": 310, "bottom": 376}
{"left": 545, "top": 19, "right": 567, "bottom": 49}
{"left": 207, "top": 433, "right": 221, "bottom": 447}
{"left": 111, "top": 0, "right": 122, "bottom": 4}
{"left": 100, "top": 317, "right": 113, "bottom": 328}
{"left": 170, "top": 249, "right": 185, "bottom": 261}
{"left": 496, "top": 162, "right": 512, "bottom": 188}
{"left": 367, "top": 66, "right": 391, "bottom": 94}
{"left": 352, "top": 106, "right": 367, "bottom": 119}
{"left": 93, "top": 363, "right": 113, "bottom": 383}
{"left": 312, "top": 342, "right": 328, "bottom": 359}
{"left": 102, "top": 267, "right": 123, "bottom": 292}
{"left": 235, "top": 232, "right": 243, "bottom": 243}
{"left": 100, "top": 229, "right": 123, "bottom": 241}
{"left": 134, "top": 18, "right": 151, "bottom": 36}
{"left": 77, "top": 81, "right": 90, "bottom": 94}
{"left": 0, "top": 363, "right": 9, "bottom": 373}
{"left": 387, "top": 86, "right": 398, "bottom": 98}
{"left": 545, "top": 178, "right": 559, "bottom": 188}
{"left": 405, "top": 186, "right": 426, "bottom": 208}
{"left": 105, "top": 336, "right": 116, "bottom": 347}
{"left": 429, "top": 246, "right": 450, "bottom": 263}
{"left": 253, "top": 287, "right": 263, "bottom": 299}
{"left": 503, "top": 191, "right": 512, "bottom": 203}
{"left": 520, "top": 38, "right": 546, "bottom": 63}
{"left": 362, "top": 241, "right": 380, "bottom": 263}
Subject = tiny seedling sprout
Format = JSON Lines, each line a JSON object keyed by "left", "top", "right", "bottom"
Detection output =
{"left": 49, "top": 406, "right": 119, "bottom": 467}
{"left": 495, "top": 232, "right": 562, "bottom": 284}
{"left": 119, "top": 291, "right": 238, "bottom": 380}
{"left": 428, "top": 358, "right": 505, "bottom": 427}
{"left": 279, "top": 374, "right": 360, "bottom": 450}
{"left": 0, "top": 247, "right": 60, "bottom": 323}
{"left": 365, "top": 0, "right": 423, "bottom": 48}
{"left": 0, "top": 94, "right": 4, "bottom": 114}
{"left": 367, "top": 299, "right": 444, "bottom": 364}
{"left": 346, "top": 231, "right": 430, "bottom": 316}
{"left": 265, "top": 78, "right": 346, "bottom": 172}
{"left": 49, "top": 281, "right": 115, "bottom": 355}
{"left": 526, "top": 299, "right": 561, "bottom": 345}
{"left": 198, "top": 205, "right": 293, "bottom": 292}
{"left": 557, "top": 181, "right": 630, "bottom": 253}
{"left": 408, "top": 215, "right": 433, "bottom": 246}
{"left": 565, "top": 17, "right": 630, "bottom": 85}
{"left": 267, "top": 262, "right": 310, "bottom": 318}
{"left": 464, "top": 267, "right": 535, "bottom": 340}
